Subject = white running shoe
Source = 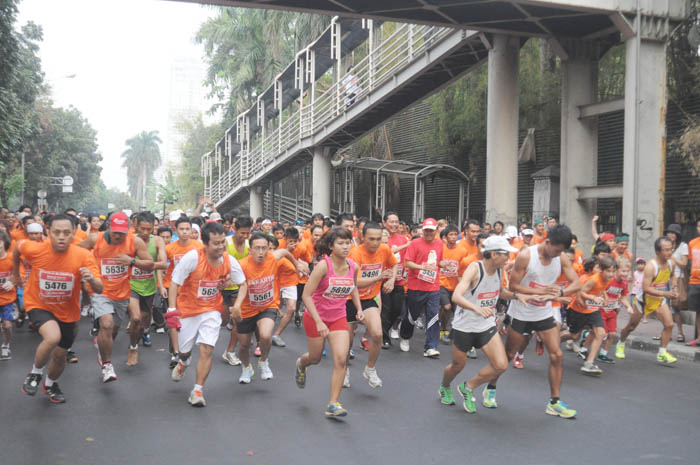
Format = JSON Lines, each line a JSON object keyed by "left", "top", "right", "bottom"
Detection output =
{"left": 343, "top": 367, "right": 351, "bottom": 388}
{"left": 188, "top": 388, "right": 206, "bottom": 407}
{"left": 423, "top": 348, "right": 440, "bottom": 358}
{"left": 271, "top": 335, "right": 286, "bottom": 347}
{"left": 416, "top": 317, "right": 424, "bottom": 330}
{"left": 102, "top": 363, "right": 117, "bottom": 383}
{"left": 389, "top": 328, "right": 399, "bottom": 339}
{"left": 171, "top": 360, "right": 187, "bottom": 382}
{"left": 363, "top": 365, "right": 383, "bottom": 388}
{"left": 399, "top": 338, "right": 410, "bottom": 352}
{"left": 222, "top": 351, "right": 241, "bottom": 366}
{"left": 259, "top": 360, "right": 273, "bottom": 380}
{"left": 239, "top": 364, "right": 254, "bottom": 384}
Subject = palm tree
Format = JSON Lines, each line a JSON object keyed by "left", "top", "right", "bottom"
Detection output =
{"left": 121, "top": 130, "right": 162, "bottom": 210}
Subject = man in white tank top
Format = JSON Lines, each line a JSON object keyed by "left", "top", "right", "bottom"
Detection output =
{"left": 491, "top": 225, "right": 581, "bottom": 419}
{"left": 438, "top": 236, "right": 525, "bottom": 413}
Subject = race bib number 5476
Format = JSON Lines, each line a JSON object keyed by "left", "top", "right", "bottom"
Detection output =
{"left": 39, "top": 270, "right": 74, "bottom": 301}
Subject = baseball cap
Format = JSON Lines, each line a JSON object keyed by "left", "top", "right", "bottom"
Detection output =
{"left": 636, "top": 257, "right": 646, "bottom": 264}
{"left": 504, "top": 225, "right": 518, "bottom": 239}
{"left": 17, "top": 212, "right": 29, "bottom": 221}
{"left": 522, "top": 228, "right": 535, "bottom": 236}
{"left": 109, "top": 212, "right": 129, "bottom": 234}
{"left": 209, "top": 212, "right": 222, "bottom": 221}
{"left": 261, "top": 219, "right": 272, "bottom": 226}
{"left": 422, "top": 218, "right": 438, "bottom": 230}
{"left": 27, "top": 223, "right": 43, "bottom": 234}
{"left": 482, "top": 236, "right": 519, "bottom": 253}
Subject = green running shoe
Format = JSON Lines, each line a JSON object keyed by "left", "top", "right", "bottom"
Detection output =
{"left": 615, "top": 343, "right": 625, "bottom": 359}
{"left": 482, "top": 387, "right": 497, "bottom": 408}
{"left": 439, "top": 385, "right": 455, "bottom": 405}
{"left": 657, "top": 351, "right": 678, "bottom": 364}
{"left": 545, "top": 400, "right": 577, "bottom": 419}
{"left": 457, "top": 382, "right": 476, "bottom": 414}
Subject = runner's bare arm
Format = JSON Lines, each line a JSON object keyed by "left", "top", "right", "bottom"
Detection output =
{"left": 131, "top": 236, "right": 155, "bottom": 271}
{"left": 508, "top": 249, "right": 544, "bottom": 296}
{"left": 153, "top": 236, "right": 168, "bottom": 270}
{"left": 451, "top": 262, "right": 480, "bottom": 313}
{"left": 381, "top": 263, "right": 398, "bottom": 294}
{"left": 273, "top": 248, "right": 309, "bottom": 276}
{"left": 231, "top": 282, "right": 247, "bottom": 321}
{"left": 168, "top": 283, "right": 180, "bottom": 309}
{"left": 301, "top": 259, "right": 328, "bottom": 332}
{"left": 78, "top": 233, "right": 97, "bottom": 249}
{"left": 641, "top": 262, "right": 671, "bottom": 298}
{"left": 80, "top": 267, "right": 103, "bottom": 294}
{"left": 559, "top": 253, "right": 582, "bottom": 296}
{"left": 11, "top": 245, "right": 22, "bottom": 286}
{"left": 591, "top": 215, "right": 600, "bottom": 242}
{"left": 577, "top": 279, "right": 600, "bottom": 304}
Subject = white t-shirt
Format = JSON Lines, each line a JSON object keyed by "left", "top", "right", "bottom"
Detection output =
{"left": 673, "top": 242, "right": 688, "bottom": 279}
{"left": 172, "top": 249, "right": 245, "bottom": 287}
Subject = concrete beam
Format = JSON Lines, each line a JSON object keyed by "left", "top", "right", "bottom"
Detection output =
{"left": 485, "top": 34, "right": 520, "bottom": 225}
{"left": 576, "top": 184, "right": 623, "bottom": 200}
{"left": 312, "top": 147, "right": 333, "bottom": 216}
{"left": 578, "top": 98, "right": 624, "bottom": 119}
{"left": 249, "top": 186, "right": 263, "bottom": 219}
{"left": 622, "top": 25, "right": 668, "bottom": 258}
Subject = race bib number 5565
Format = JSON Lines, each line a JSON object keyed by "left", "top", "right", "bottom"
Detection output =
{"left": 197, "top": 280, "right": 219, "bottom": 302}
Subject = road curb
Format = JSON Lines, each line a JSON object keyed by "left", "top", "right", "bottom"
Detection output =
{"left": 627, "top": 336, "right": 700, "bottom": 363}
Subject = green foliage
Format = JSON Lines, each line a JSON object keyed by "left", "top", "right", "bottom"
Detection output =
{"left": 0, "top": 0, "right": 45, "bottom": 207}
{"left": 197, "top": 8, "right": 330, "bottom": 122}
{"left": 23, "top": 101, "right": 103, "bottom": 212}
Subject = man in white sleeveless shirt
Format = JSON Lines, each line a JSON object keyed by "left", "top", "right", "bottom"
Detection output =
{"left": 438, "top": 236, "right": 526, "bottom": 414}
{"left": 492, "top": 225, "right": 581, "bottom": 419}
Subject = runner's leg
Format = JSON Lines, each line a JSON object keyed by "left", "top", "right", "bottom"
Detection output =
{"left": 327, "top": 330, "right": 350, "bottom": 404}
{"left": 538, "top": 326, "right": 563, "bottom": 399}
{"left": 466, "top": 333, "right": 508, "bottom": 390}
{"left": 441, "top": 344, "right": 467, "bottom": 387}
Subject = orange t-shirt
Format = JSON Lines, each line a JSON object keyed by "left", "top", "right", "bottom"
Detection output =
{"left": 574, "top": 249, "right": 584, "bottom": 265}
{"left": 612, "top": 249, "right": 631, "bottom": 261}
{"left": 458, "top": 239, "right": 478, "bottom": 257}
{"left": 348, "top": 243, "right": 397, "bottom": 300}
{"left": 11, "top": 228, "right": 28, "bottom": 243}
{"left": 163, "top": 240, "right": 204, "bottom": 289}
{"left": 278, "top": 257, "right": 298, "bottom": 288}
{"left": 19, "top": 240, "right": 100, "bottom": 322}
{"left": 92, "top": 232, "right": 135, "bottom": 301}
{"left": 458, "top": 254, "right": 478, "bottom": 277}
{"left": 74, "top": 228, "right": 87, "bottom": 243}
{"left": 533, "top": 233, "right": 547, "bottom": 245}
{"left": 0, "top": 253, "right": 17, "bottom": 306}
{"left": 175, "top": 249, "right": 231, "bottom": 318}
{"left": 571, "top": 272, "right": 609, "bottom": 314}
{"left": 439, "top": 244, "right": 468, "bottom": 291}
{"left": 573, "top": 262, "right": 584, "bottom": 276}
{"left": 292, "top": 239, "right": 314, "bottom": 284}
{"left": 689, "top": 237, "right": 700, "bottom": 285}
{"left": 511, "top": 237, "right": 523, "bottom": 251}
{"left": 239, "top": 253, "right": 281, "bottom": 318}
{"left": 276, "top": 237, "right": 287, "bottom": 250}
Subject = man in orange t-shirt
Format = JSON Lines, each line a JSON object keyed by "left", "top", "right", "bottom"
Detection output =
{"left": 162, "top": 217, "right": 204, "bottom": 368}
{"left": 167, "top": 222, "right": 245, "bottom": 407}
{"left": 459, "top": 219, "right": 481, "bottom": 256}
{"left": 233, "top": 233, "right": 306, "bottom": 384}
{"left": 438, "top": 224, "right": 467, "bottom": 344}
{"left": 560, "top": 256, "right": 615, "bottom": 376}
{"left": 0, "top": 230, "right": 17, "bottom": 360}
{"left": 80, "top": 212, "right": 154, "bottom": 383}
{"left": 348, "top": 222, "right": 397, "bottom": 388}
{"left": 15, "top": 214, "right": 102, "bottom": 403}
{"left": 532, "top": 220, "right": 548, "bottom": 245}
{"left": 271, "top": 226, "right": 304, "bottom": 346}
{"left": 686, "top": 220, "right": 700, "bottom": 347}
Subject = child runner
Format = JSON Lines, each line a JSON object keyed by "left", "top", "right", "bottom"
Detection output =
{"left": 597, "top": 258, "right": 633, "bottom": 363}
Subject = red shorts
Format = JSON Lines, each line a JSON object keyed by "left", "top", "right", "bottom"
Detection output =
{"left": 602, "top": 310, "right": 618, "bottom": 333}
{"left": 303, "top": 312, "right": 349, "bottom": 338}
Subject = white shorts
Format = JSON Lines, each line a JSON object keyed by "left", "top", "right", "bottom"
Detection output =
{"left": 552, "top": 307, "right": 562, "bottom": 324}
{"left": 178, "top": 310, "right": 222, "bottom": 354}
{"left": 281, "top": 286, "right": 297, "bottom": 301}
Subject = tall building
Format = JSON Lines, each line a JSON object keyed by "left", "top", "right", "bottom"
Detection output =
{"left": 165, "top": 58, "right": 210, "bottom": 169}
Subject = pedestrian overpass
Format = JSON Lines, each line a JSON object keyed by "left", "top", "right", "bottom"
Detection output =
{"left": 186, "top": 0, "right": 688, "bottom": 257}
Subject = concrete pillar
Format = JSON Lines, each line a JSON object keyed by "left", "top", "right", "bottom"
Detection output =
{"left": 622, "top": 18, "right": 668, "bottom": 258}
{"left": 312, "top": 147, "right": 333, "bottom": 216}
{"left": 559, "top": 46, "right": 598, "bottom": 253}
{"left": 249, "top": 186, "right": 263, "bottom": 220}
{"left": 485, "top": 34, "right": 519, "bottom": 225}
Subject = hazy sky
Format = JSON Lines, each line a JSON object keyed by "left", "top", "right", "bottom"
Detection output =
{"left": 18, "top": 0, "right": 215, "bottom": 190}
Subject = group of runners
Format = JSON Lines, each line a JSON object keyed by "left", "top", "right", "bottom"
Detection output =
{"left": 0, "top": 204, "right": 696, "bottom": 419}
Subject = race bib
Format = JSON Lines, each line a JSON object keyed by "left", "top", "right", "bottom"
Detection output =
{"left": 526, "top": 281, "right": 548, "bottom": 308}
{"left": 477, "top": 290, "right": 499, "bottom": 310}
{"left": 197, "top": 280, "right": 219, "bottom": 302}
{"left": 0, "top": 271, "right": 9, "bottom": 288}
{"left": 584, "top": 299, "right": 603, "bottom": 312}
{"left": 101, "top": 258, "right": 128, "bottom": 281}
{"left": 652, "top": 281, "right": 668, "bottom": 290}
{"left": 39, "top": 270, "right": 74, "bottom": 301}
{"left": 418, "top": 263, "right": 437, "bottom": 283}
{"left": 393, "top": 253, "right": 403, "bottom": 279}
{"left": 249, "top": 277, "right": 274, "bottom": 307}
{"left": 323, "top": 277, "right": 355, "bottom": 299}
{"left": 131, "top": 266, "right": 154, "bottom": 281}
{"left": 359, "top": 263, "right": 382, "bottom": 296}
{"left": 440, "top": 259, "right": 459, "bottom": 278}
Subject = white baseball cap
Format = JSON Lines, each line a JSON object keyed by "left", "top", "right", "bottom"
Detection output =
{"left": 521, "top": 228, "right": 535, "bottom": 236}
{"left": 482, "top": 236, "right": 519, "bottom": 253}
{"left": 504, "top": 225, "right": 518, "bottom": 239}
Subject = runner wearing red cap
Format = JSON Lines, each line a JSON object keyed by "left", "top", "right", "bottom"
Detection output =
{"left": 79, "top": 212, "right": 154, "bottom": 383}
{"left": 399, "top": 218, "right": 444, "bottom": 358}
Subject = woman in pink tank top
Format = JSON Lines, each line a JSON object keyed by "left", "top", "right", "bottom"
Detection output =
{"left": 296, "top": 227, "right": 362, "bottom": 418}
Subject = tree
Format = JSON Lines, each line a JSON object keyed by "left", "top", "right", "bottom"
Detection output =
{"left": 120, "top": 130, "right": 162, "bottom": 210}
{"left": 23, "top": 100, "right": 103, "bottom": 212}
{"left": 0, "top": 1, "right": 44, "bottom": 207}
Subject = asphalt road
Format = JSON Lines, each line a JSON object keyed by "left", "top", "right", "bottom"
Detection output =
{"left": 1, "top": 320, "right": 698, "bottom": 465}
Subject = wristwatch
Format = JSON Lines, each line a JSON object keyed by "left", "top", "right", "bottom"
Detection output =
{"left": 130, "top": 257, "right": 136, "bottom": 266}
